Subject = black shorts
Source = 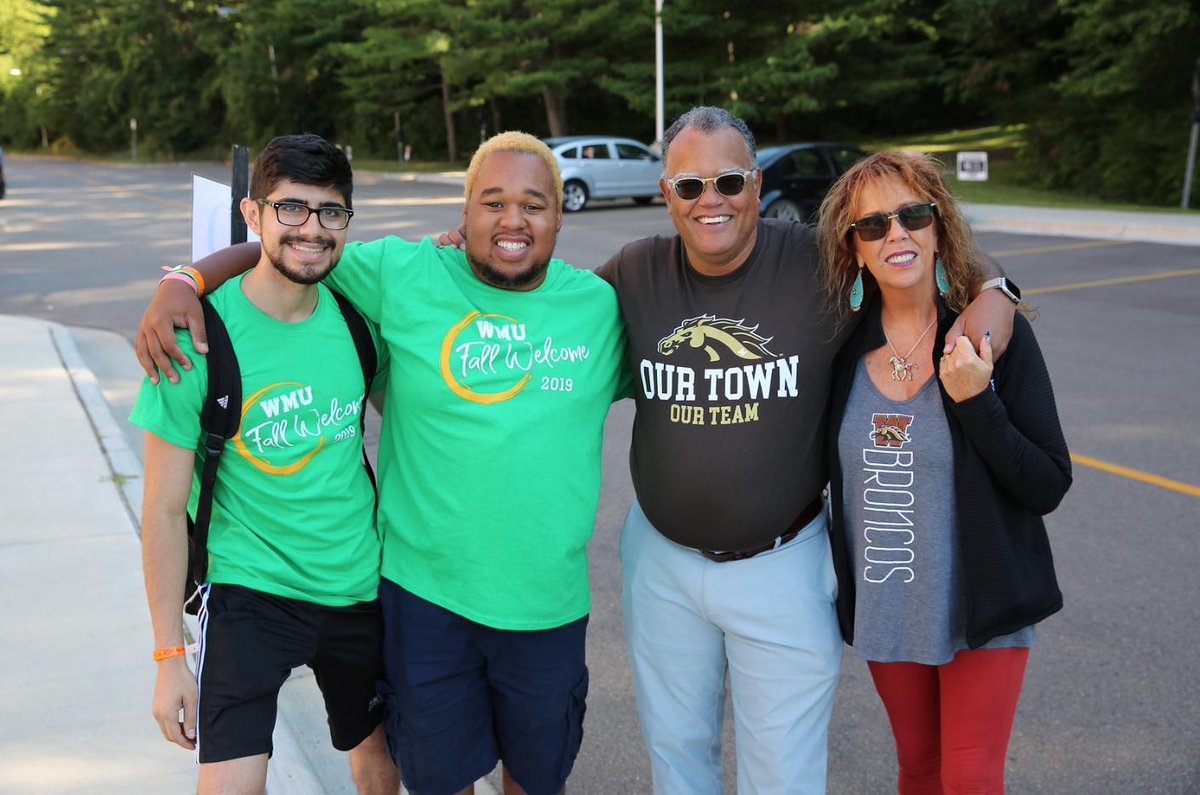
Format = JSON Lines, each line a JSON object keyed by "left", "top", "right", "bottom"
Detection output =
{"left": 195, "top": 583, "right": 385, "bottom": 764}
{"left": 378, "top": 579, "right": 589, "bottom": 795}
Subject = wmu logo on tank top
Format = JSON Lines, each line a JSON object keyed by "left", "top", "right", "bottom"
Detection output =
{"left": 640, "top": 314, "right": 799, "bottom": 426}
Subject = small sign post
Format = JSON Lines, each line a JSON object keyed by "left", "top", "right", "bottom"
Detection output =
{"left": 1181, "top": 57, "right": 1200, "bottom": 210}
{"left": 129, "top": 118, "right": 138, "bottom": 162}
{"left": 956, "top": 151, "right": 988, "bottom": 182}
{"left": 231, "top": 145, "right": 249, "bottom": 245}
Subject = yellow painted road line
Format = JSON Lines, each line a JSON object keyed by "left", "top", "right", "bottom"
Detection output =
{"left": 51, "top": 166, "right": 190, "bottom": 210}
{"left": 989, "top": 240, "right": 1135, "bottom": 258}
{"left": 1024, "top": 267, "right": 1200, "bottom": 296}
{"left": 1071, "top": 453, "right": 1200, "bottom": 498}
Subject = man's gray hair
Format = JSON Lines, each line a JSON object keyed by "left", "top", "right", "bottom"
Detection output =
{"left": 661, "top": 106, "right": 757, "bottom": 168}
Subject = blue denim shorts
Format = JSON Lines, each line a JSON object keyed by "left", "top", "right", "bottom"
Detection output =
{"left": 377, "top": 579, "right": 588, "bottom": 795}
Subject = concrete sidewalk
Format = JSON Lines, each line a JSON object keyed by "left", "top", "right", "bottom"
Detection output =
{"left": 0, "top": 315, "right": 193, "bottom": 794}
{"left": 965, "top": 203, "right": 1200, "bottom": 247}
{"left": 1, "top": 201, "right": 1194, "bottom": 794}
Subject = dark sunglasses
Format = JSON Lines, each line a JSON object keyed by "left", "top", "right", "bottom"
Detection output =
{"left": 666, "top": 169, "right": 756, "bottom": 201}
{"left": 849, "top": 202, "right": 937, "bottom": 242}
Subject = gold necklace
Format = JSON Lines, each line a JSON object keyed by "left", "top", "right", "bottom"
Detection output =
{"left": 883, "top": 317, "right": 936, "bottom": 382}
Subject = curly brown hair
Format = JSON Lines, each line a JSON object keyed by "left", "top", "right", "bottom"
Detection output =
{"left": 816, "top": 151, "right": 978, "bottom": 325}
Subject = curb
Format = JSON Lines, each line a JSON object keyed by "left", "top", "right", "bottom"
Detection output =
{"left": 49, "top": 323, "right": 144, "bottom": 531}
{"left": 51, "top": 321, "right": 319, "bottom": 795}
{"left": 964, "top": 204, "right": 1200, "bottom": 247}
{"left": 55, "top": 320, "right": 498, "bottom": 795}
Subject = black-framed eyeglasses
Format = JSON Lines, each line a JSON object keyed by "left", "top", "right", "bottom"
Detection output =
{"left": 666, "top": 169, "right": 756, "bottom": 201}
{"left": 849, "top": 202, "right": 937, "bottom": 242}
{"left": 256, "top": 199, "right": 354, "bottom": 231}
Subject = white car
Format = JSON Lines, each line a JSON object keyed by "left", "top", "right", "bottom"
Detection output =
{"left": 543, "top": 136, "right": 662, "bottom": 212}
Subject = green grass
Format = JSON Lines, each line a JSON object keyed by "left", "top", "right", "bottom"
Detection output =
{"left": 865, "top": 124, "right": 1028, "bottom": 155}
{"left": 352, "top": 158, "right": 467, "bottom": 174}
{"left": 861, "top": 125, "right": 1193, "bottom": 214}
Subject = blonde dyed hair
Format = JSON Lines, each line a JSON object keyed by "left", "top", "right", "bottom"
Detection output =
{"left": 816, "top": 151, "right": 977, "bottom": 325}
{"left": 464, "top": 131, "right": 563, "bottom": 208}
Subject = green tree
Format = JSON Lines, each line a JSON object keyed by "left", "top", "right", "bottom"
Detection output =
{"left": 0, "top": 0, "right": 53, "bottom": 145}
{"left": 16, "top": 0, "right": 222, "bottom": 154}
{"left": 1026, "top": 0, "right": 1200, "bottom": 203}
{"left": 214, "top": 0, "right": 376, "bottom": 148}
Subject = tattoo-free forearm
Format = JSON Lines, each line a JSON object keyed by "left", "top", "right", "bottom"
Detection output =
{"left": 968, "top": 249, "right": 1005, "bottom": 298}
{"left": 192, "top": 241, "right": 261, "bottom": 294}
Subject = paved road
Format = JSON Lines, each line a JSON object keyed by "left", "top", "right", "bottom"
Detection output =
{"left": 2, "top": 157, "right": 1197, "bottom": 794}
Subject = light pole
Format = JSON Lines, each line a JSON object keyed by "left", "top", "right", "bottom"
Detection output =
{"left": 655, "top": 0, "right": 664, "bottom": 150}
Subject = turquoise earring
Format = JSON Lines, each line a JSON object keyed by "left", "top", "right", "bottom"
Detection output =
{"left": 935, "top": 255, "right": 949, "bottom": 296}
{"left": 849, "top": 266, "right": 864, "bottom": 312}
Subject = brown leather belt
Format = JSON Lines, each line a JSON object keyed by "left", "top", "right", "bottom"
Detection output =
{"left": 696, "top": 496, "right": 824, "bottom": 563}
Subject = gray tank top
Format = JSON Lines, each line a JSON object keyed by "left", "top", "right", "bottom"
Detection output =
{"left": 839, "top": 359, "right": 1034, "bottom": 664}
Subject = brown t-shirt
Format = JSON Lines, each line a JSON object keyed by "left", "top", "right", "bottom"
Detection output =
{"left": 598, "top": 219, "right": 852, "bottom": 551}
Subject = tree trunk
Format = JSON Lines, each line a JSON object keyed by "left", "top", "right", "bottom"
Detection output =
{"left": 543, "top": 88, "right": 567, "bottom": 137}
{"left": 441, "top": 64, "right": 457, "bottom": 161}
{"left": 490, "top": 99, "right": 503, "bottom": 136}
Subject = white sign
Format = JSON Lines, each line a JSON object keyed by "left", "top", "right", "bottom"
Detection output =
{"left": 956, "top": 151, "right": 988, "bottom": 182}
{"left": 191, "top": 174, "right": 258, "bottom": 262}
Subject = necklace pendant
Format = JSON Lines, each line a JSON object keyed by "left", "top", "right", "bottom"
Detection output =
{"left": 888, "top": 356, "right": 916, "bottom": 381}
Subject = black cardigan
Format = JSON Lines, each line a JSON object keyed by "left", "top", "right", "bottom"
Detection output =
{"left": 826, "top": 296, "right": 1072, "bottom": 649}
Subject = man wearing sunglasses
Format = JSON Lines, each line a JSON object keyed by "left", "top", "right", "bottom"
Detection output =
{"left": 131, "top": 134, "right": 399, "bottom": 794}
{"left": 598, "top": 107, "right": 1015, "bottom": 795}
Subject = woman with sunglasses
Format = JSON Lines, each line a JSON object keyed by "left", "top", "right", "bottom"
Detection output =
{"left": 816, "top": 151, "right": 1072, "bottom": 794}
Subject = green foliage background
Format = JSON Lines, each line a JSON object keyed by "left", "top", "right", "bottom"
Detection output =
{"left": 1, "top": 0, "right": 1197, "bottom": 205}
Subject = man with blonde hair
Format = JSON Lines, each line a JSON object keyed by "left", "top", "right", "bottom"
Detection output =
{"left": 135, "top": 131, "right": 630, "bottom": 795}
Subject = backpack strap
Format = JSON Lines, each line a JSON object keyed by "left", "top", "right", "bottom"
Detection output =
{"left": 184, "top": 289, "right": 376, "bottom": 611}
{"left": 329, "top": 289, "right": 379, "bottom": 494}
{"left": 189, "top": 297, "right": 241, "bottom": 591}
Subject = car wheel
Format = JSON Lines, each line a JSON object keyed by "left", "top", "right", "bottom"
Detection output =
{"left": 633, "top": 196, "right": 654, "bottom": 206}
{"left": 563, "top": 180, "right": 589, "bottom": 213}
{"left": 763, "top": 198, "right": 804, "bottom": 222}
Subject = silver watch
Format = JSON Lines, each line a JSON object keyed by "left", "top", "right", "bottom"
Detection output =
{"left": 979, "top": 276, "right": 1021, "bottom": 304}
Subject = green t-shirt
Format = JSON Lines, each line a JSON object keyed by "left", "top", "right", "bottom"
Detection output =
{"left": 328, "top": 236, "right": 629, "bottom": 629}
{"left": 130, "top": 276, "right": 386, "bottom": 606}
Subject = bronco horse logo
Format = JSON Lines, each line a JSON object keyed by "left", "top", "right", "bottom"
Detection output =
{"left": 657, "top": 315, "right": 777, "bottom": 363}
{"left": 869, "top": 413, "right": 914, "bottom": 448}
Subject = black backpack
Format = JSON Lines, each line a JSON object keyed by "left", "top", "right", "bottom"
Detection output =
{"left": 183, "top": 289, "right": 378, "bottom": 615}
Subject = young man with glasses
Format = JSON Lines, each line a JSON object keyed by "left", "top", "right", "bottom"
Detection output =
{"left": 133, "top": 132, "right": 629, "bottom": 795}
{"left": 131, "top": 134, "right": 398, "bottom": 795}
{"left": 597, "top": 107, "right": 1016, "bottom": 794}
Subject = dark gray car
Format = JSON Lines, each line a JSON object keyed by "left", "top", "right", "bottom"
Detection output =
{"left": 757, "top": 142, "right": 866, "bottom": 222}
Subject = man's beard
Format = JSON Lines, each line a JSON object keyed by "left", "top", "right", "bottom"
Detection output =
{"left": 267, "top": 234, "right": 338, "bottom": 285}
{"left": 466, "top": 253, "right": 550, "bottom": 291}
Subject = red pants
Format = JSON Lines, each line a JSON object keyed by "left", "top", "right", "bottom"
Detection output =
{"left": 868, "top": 647, "right": 1029, "bottom": 795}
